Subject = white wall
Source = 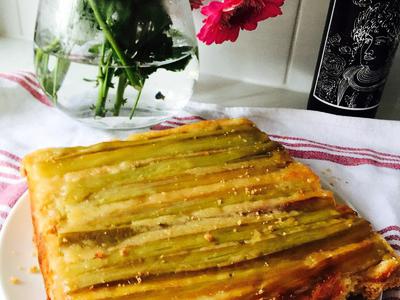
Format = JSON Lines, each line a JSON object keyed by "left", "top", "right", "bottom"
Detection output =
{"left": 193, "top": 0, "right": 302, "bottom": 88}
{"left": 1, "top": 0, "right": 400, "bottom": 108}
{"left": 0, "top": 0, "right": 316, "bottom": 90}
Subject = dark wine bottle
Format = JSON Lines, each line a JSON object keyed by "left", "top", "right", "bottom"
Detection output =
{"left": 307, "top": 0, "right": 400, "bottom": 118}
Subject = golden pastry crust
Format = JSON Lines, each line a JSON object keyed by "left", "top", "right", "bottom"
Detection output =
{"left": 22, "top": 118, "right": 400, "bottom": 300}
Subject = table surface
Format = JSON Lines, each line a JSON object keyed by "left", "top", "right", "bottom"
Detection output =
{"left": 1, "top": 37, "right": 399, "bottom": 121}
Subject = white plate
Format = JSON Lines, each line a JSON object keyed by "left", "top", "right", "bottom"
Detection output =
{"left": 0, "top": 193, "right": 384, "bottom": 300}
{"left": 0, "top": 193, "right": 46, "bottom": 299}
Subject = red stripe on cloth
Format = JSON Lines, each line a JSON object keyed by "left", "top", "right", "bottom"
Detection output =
{"left": 385, "top": 235, "right": 400, "bottom": 242}
{"left": 165, "top": 120, "right": 186, "bottom": 126}
{"left": 270, "top": 134, "right": 400, "bottom": 160}
{"left": 379, "top": 226, "right": 400, "bottom": 235}
{"left": 14, "top": 71, "right": 41, "bottom": 88}
{"left": 0, "top": 182, "right": 27, "bottom": 207}
{"left": 0, "top": 73, "right": 52, "bottom": 107}
{"left": 288, "top": 149, "right": 400, "bottom": 170}
{"left": 173, "top": 116, "right": 204, "bottom": 121}
{"left": 279, "top": 142, "right": 400, "bottom": 163}
{"left": 0, "top": 172, "right": 21, "bottom": 180}
{"left": 0, "top": 150, "right": 21, "bottom": 162}
{"left": 17, "top": 71, "right": 39, "bottom": 83}
{"left": 0, "top": 160, "right": 20, "bottom": 171}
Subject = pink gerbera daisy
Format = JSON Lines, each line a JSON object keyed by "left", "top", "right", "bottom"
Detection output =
{"left": 198, "top": 0, "right": 285, "bottom": 45}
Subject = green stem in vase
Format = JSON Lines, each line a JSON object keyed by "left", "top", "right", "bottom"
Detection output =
{"left": 113, "top": 73, "right": 127, "bottom": 116}
{"left": 34, "top": 48, "right": 49, "bottom": 92}
{"left": 50, "top": 57, "right": 70, "bottom": 102}
{"left": 94, "top": 42, "right": 114, "bottom": 117}
{"left": 34, "top": 41, "right": 70, "bottom": 104}
{"left": 52, "top": 59, "right": 60, "bottom": 101}
{"left": 129, "top": 85, "right": 143, "bottom": 119}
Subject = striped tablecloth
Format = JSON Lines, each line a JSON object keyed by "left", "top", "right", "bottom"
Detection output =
{"left": 0, "top": 71, "right": 399, "bottom": 299}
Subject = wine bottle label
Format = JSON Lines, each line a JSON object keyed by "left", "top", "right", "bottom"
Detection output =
{"left": 313, "top": 0, "right": 400, "bottom": 110}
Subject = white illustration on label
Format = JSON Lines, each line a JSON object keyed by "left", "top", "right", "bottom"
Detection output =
{"left": 313, "top": 0, "right": 400, "bottom": 110}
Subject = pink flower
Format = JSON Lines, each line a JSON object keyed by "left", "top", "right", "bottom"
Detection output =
{"left": 190, "top": 0, "right": 204, "bottom": 10}
{"left": 197, "top": 0, "right": 285, "bottom": 45}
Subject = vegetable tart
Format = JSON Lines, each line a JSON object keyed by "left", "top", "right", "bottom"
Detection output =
{"left": 21, "top": 118, "right": 400, "bottom": 299}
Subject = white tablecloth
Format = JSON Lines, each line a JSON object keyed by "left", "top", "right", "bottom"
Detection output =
{"left": 0, "top": 71, "right": 399, "bottom": 298}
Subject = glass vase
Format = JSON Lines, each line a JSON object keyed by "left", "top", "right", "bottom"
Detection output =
{"left": 34, "top": 0, "right": 199, "bottom": 130}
